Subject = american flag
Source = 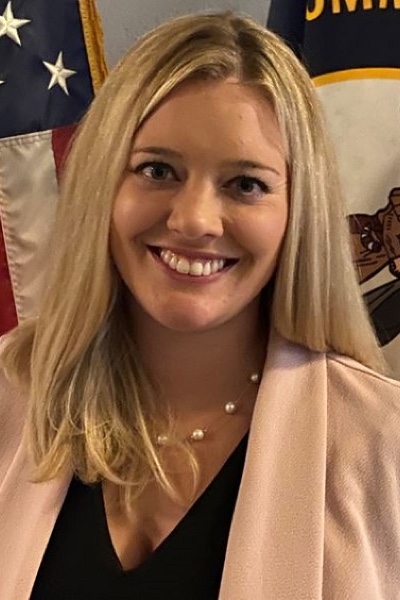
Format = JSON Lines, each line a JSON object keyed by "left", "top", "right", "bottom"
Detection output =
{"left": 0, "top": 0, "right": 107, "bottom": 335}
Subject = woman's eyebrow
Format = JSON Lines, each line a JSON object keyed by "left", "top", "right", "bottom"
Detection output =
{"left": 131, "top": 146, "right": 182, "bottom": 158}
{"left": 219, "top": 159, "right": 281, "bottom": 176}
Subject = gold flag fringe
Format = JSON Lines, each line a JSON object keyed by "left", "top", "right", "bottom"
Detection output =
{"left": 78, "top": 0, "right": 108, "bottom": 93}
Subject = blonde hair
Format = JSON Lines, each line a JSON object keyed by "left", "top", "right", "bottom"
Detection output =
{"left": 1, "top": 11, "right": 385, "bottom": 507}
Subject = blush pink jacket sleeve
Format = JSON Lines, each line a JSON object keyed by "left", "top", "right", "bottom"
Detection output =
{"left": 1, "top": 332, "right": 400, "bottom": 599}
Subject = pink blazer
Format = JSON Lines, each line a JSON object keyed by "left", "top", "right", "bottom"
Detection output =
{"left": 1, "top": 332, "right": 400, "bottom": 599}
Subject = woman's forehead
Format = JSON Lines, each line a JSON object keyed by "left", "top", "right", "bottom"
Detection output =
{"left": 132, "top": 78, "right": 285, "bottom": 167}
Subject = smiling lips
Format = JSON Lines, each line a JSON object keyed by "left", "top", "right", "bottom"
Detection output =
{"left": 159, "top": 248, "right": 234, "bottom": 277}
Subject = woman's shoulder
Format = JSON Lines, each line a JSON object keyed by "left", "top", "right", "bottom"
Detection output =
{"left": 322, "top": 353, "right": 400, "bottom": 594}
{"left": 325, "top": 351, "right": 400, "bottom": 477}
{"left": 326, "top": 350, "right": 400, "bottom": 422}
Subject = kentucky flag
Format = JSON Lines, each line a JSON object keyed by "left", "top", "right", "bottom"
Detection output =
{"left": 0, "top": 0, "right": 107, "bottom": 336}
{"left": 268, "top": 1, "right": 400, "bottom": 378}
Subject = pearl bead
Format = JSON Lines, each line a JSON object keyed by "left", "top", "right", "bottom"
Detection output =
{"left": 190, "top": 428, "right": 206, "bottom": 442}
{"left": 157, "top": 434, "right": 169, "bottom": 446}
{"left": 155, "top": 370, "right": 259, "bottom": 445}
{"left": 225, "top": 401, "right": 237, "bottom": 415}
{"left": 249, "top": 372, "right": 260, "bottom": 384}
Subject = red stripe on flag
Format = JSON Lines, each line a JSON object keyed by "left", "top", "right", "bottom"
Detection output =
{"left": 52, "top": 124, "right": 78, "bottom": 183}
{"left": 0, "top": 219, "right": 17, "bottom": 336}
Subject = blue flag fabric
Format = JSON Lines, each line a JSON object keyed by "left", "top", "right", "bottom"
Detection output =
{"left": 268, "top": 1, "right": 400, "bottom": 74}
{"left": 0, "top": 0, "right": 101, "bottom": 137}
{"left": 268, "top": 2, "right": 400, "bottom": 378}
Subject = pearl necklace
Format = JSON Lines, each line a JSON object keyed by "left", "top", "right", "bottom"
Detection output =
{"left": 156, "top": 371, "right": 260, "bottom": 445}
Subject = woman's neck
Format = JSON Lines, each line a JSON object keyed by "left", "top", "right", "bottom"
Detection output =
{"left": 130, "top": 300, "right": 267, "bottom": 416}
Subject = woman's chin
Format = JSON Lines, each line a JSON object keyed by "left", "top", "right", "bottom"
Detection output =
{"left": 129, "top": 292, "right": 259, "bottom": 335}
{"left": 155, "top": 310, "right": 223, "bottom": 333}
{"left": 141, "top": 298, "right": 231, "bottom": 333}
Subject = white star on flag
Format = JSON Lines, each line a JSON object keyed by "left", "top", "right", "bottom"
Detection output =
{"left": 43, "top": 52, "right": 77, "bottom": 96}
{"left": 0, "top": 1, "right": 30, "bottom": 46}
{"left": 0, "top": 81, "right": 5, "bottom": 85}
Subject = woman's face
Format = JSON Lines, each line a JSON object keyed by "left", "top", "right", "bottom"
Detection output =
{"left": 110, "top": 77, "right": 288, "bottom": 332}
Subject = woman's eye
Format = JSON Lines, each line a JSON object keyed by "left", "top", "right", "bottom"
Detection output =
{"left": 135, "top": 162, "right": 175, "bottom": 181}
{"left": 230, "top": 176, "right": 270, "bottom": 198}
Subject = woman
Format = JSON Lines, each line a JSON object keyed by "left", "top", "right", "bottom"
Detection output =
{"left": 1, "top": 11, "right": 400, "bottom": 600}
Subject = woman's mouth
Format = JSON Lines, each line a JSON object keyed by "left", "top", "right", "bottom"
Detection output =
{"left": 149, "top": 247, "right": 238, "bottom": 277}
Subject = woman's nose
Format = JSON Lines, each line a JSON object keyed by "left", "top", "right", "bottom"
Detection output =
{"left": 166, "top": 183, "right": 224, "bottom": 240}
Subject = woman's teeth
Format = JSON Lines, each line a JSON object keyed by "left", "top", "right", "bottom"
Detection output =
{"left": 159, "top": 249, "right": 226, "bottom": 276}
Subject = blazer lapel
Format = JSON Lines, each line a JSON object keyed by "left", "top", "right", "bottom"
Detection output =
{"left": 0, "top": 438, "right": 71, "bottom": 600}
{"left": 220, "top": 334, "right": 328, "bottom": 599}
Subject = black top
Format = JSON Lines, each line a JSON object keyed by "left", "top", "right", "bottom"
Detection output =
{"left": 30, "top": 434, "right": 248, "bottom": 600}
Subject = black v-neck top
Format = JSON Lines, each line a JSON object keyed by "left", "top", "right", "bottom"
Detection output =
{"left": 30, "top": 434, "right": 248, "bottom": 600}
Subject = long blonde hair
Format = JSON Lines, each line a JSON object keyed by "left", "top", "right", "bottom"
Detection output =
{"left": 1, "top": 11, "right": 385, "bottom": 506}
